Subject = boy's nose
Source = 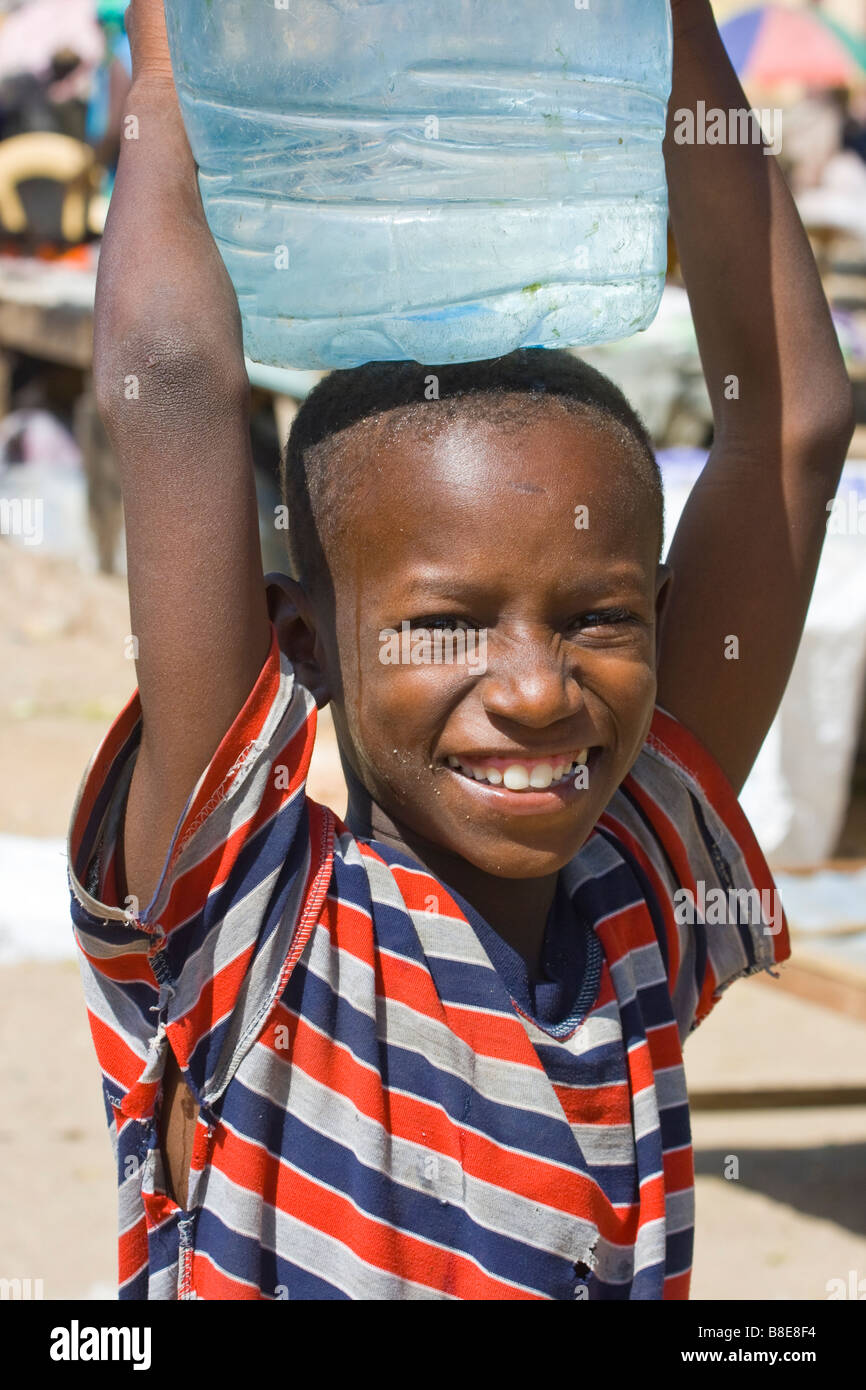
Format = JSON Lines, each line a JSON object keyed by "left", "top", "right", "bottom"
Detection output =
{"left": 480, "top": 632, "right": 587, "bottom": 729}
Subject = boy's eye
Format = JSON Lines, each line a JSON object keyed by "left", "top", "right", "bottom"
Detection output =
{"left": 573, "top": 608, "right": 638, "bottom": 633}
{"left": 410, "top": 616, "right": 473, "bottom": 632}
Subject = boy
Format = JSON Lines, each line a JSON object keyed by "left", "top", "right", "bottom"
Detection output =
{"left": 67, "top": 0, "right": 853, "bottom": 1300}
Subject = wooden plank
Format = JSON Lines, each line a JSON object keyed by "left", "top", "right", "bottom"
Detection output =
{"left": 690, "top": 1085, "right": 866, "bottom": 1111}
{"left": 756, "top": 948, "right": 866, "bottom": 1025}
{"left": 775, "top": 858, "right": 866, "bottom": 874}
{"left": 765, "top": 861, "right": 866, "bottom": 1021}
{"left": 822, "top": 274, "right": 866, "bottom": 308}
{"left": 0, "top": 297, "right": 92, "bottom": 368}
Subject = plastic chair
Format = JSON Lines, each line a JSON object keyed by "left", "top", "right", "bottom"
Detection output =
{"left": 0, "top": 132, "right": 96, "bottom": 243}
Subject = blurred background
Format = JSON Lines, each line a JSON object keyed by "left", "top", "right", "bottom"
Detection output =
{"left": 0, "top": 0, "right": 865, "bottom": 1301}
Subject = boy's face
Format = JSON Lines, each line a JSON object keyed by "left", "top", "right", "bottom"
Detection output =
{"left": 316, "top": 403, "right": 668, "bottom": 880}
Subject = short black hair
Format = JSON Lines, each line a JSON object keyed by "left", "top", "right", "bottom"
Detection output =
{"left": 281, "top": 347, "right": 663, "bottom": 591}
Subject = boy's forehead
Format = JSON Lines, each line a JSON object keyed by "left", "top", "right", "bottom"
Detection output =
{"left": 340, "top": 406, "right": 656, "bottom": 549}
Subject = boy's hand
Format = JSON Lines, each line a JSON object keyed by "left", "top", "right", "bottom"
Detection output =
{"left": 125, "top": 0, "right": 175, "bottom": 86}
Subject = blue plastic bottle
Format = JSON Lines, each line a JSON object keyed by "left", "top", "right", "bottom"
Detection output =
{"left": 164, "top": 0, "right": 672, "bottom": 370}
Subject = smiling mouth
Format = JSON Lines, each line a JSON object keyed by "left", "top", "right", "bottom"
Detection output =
{"left": 445, "top": 749, "right": 591, "bottom": 792}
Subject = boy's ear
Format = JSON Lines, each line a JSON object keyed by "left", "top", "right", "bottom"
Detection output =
{"left": 654, "top": 562, "right": 673, "bottom": 662}
{"left": 264, "top": 571, "right": 333, "bottom": 708}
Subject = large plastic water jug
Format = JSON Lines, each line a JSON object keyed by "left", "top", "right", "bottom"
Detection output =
{"left": 164, "top": 0, "right": 672, "bottom": 370}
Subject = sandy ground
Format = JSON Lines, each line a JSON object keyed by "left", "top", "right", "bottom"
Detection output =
{"left": 1, "top": 541, "right": 864, "bottom": 1301}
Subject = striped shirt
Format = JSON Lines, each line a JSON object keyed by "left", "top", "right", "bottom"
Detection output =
{"left": 67, "top": 623, "right": 789, "bottom": 1300}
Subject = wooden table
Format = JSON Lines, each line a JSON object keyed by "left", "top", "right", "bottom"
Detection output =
{"left": 0, "top": 254, "right": 323, "bottom": 572}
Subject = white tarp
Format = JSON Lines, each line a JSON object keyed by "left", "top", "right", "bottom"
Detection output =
{"left": 662, "top": 454, "right": 866, "bottom": 867}
{"left": 0, "top": 834, "right": 71, "bottom": 962}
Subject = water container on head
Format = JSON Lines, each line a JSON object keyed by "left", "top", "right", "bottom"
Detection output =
{"left": 164, "top": 0, "right": 673, "bottom": 370}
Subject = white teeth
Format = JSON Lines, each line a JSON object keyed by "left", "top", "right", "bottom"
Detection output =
{"left": 448, "top": 751, "right": 592, "bottom": 789}
{"left": 529, "top": 762, "right": 554, "bottom": 789}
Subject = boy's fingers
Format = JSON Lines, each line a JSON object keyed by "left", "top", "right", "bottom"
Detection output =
{"left": 126, "top": 0, "right": 174, "bottom": 84}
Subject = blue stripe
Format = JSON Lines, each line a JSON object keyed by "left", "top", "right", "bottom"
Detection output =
{"left": 165, "top": 788, "right": 312, "bottom": 975}
{"left": 193, "top": 1205, "right": 349, "bottom": 1299}
{"left": 219, "top": 1078, "right": 583, "bottom": 1297}
{"left": 658, "top": 1101, "right": 692, "bottom": 1152}
{"left": 279, "top": 957, "right": 585, "bottom": 1171}
{"left": 72, "top": 720, "right": 141, "bottom": 887}
{"left": 532, "top": 1040, "right": 627, "bottom": 1086}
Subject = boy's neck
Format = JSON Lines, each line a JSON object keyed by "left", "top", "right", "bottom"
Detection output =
{"left": 345, "top": 783, "right": 556, "bottom": 979}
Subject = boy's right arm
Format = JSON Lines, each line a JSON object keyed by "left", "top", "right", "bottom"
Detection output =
{"left": 95, "top": 0, "right": 272, "bottom": 912}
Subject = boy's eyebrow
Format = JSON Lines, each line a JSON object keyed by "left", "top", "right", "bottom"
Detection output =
{"left": 393, "top": 561, "right": 653, "bottom": 603}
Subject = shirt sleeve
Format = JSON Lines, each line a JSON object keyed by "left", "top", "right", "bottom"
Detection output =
{"left": 598, "top": 706, "right": 791, "bottom": 1040}
{"left": 66, "top": 619, "right": 335, "bottom": 1122}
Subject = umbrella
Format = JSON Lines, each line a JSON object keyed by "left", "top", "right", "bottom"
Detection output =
{"left": 0, "top": 0, "right": 104, "bottom": 82}
{"left": 720, "top": 5, "right": 866, "bottom": 89}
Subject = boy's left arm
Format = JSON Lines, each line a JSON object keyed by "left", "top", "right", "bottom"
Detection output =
{"left": 656, "top": 0, "right": 855, "bottom": 794}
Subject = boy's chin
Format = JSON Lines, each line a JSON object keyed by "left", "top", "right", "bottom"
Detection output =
{"left": 432, "top": 823, "right": 594, "bottom": 881}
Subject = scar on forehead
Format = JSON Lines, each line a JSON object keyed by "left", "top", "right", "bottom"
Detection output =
{"left": 510, "top": 481, "right": 547, "bottom": 495}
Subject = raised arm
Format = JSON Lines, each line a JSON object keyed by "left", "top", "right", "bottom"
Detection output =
{"left": 94, "top": 0, "right": 271, "bottom": 910}
{"left": 656, "top": 0, "right": 855, "bottom": 792}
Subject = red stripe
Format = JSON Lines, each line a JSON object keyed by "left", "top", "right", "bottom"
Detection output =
{"left": 389, "top": 861, "right": 458, "bottom": 913}
{"left": 609, "top": 772, "right": 732, "bottom": 1030}
{"left": 142, "top": 1189, "right": 180, "bottom": 1229}
{"left": 320, "top": 896, "right": 376, "bottom": 970}
{"left": 192, "top": 1250, "right": 263, "bottom": 1300}
{"left": 260, "top": 1003, "right": 638, "bottom": 1245}
{"left": 637, "top": 1171, "right": 666, "bottom": 1224}
{"left": 626, "top": 1038, "right": 656, "bottom": 1096}
{"left": 662, "top": 1144, "right": 694, "bottom": 1194}
{"left": 160, "top": 724, "right": 312, "bottom": 936}
{"left": 213, "top": 1121, "right": 542, "bottom": 1300}
{"left": 121, "top": 1077, "right": 160, "bottom": 1121}
{"left": 118, "top": 1213, "right": 149, "bottom": 1288}
{"left": 168, "top": 942, "right": 256, "bottom": 1070}
{"left": 78, "top": 945, "right": 158, "bottom": 987}
{"left": 645, "top": 1020, "right": 684, "bottom": 1073}
{"left": 597, "top": 808, "right": 683, "bottom": 990}
{"left": 553, "top": 1082, "right": 632, "bottom": 1127}
{"left": 594, "top": 899, "right": 659, "bottom": 970}
{"left": 664, "top": 1268, "right": 691, "bottom": 1300}
{"left": 647, "top": 707, "right": 791, "bottom": 967}
{"left": 87, "top": 1009, "right": 146, "bottom": 1094}
{"left": 166, "top": 802, "right": 333, "bottom": 1072}
{"left": 373, "top": 944, "right": 537, "bottom": 1068}
{"left": 167, "top": 626, "right": 290, "bottom": 874}
{"left": 367, "top": 848, "right": 548, "bottom": 1070}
